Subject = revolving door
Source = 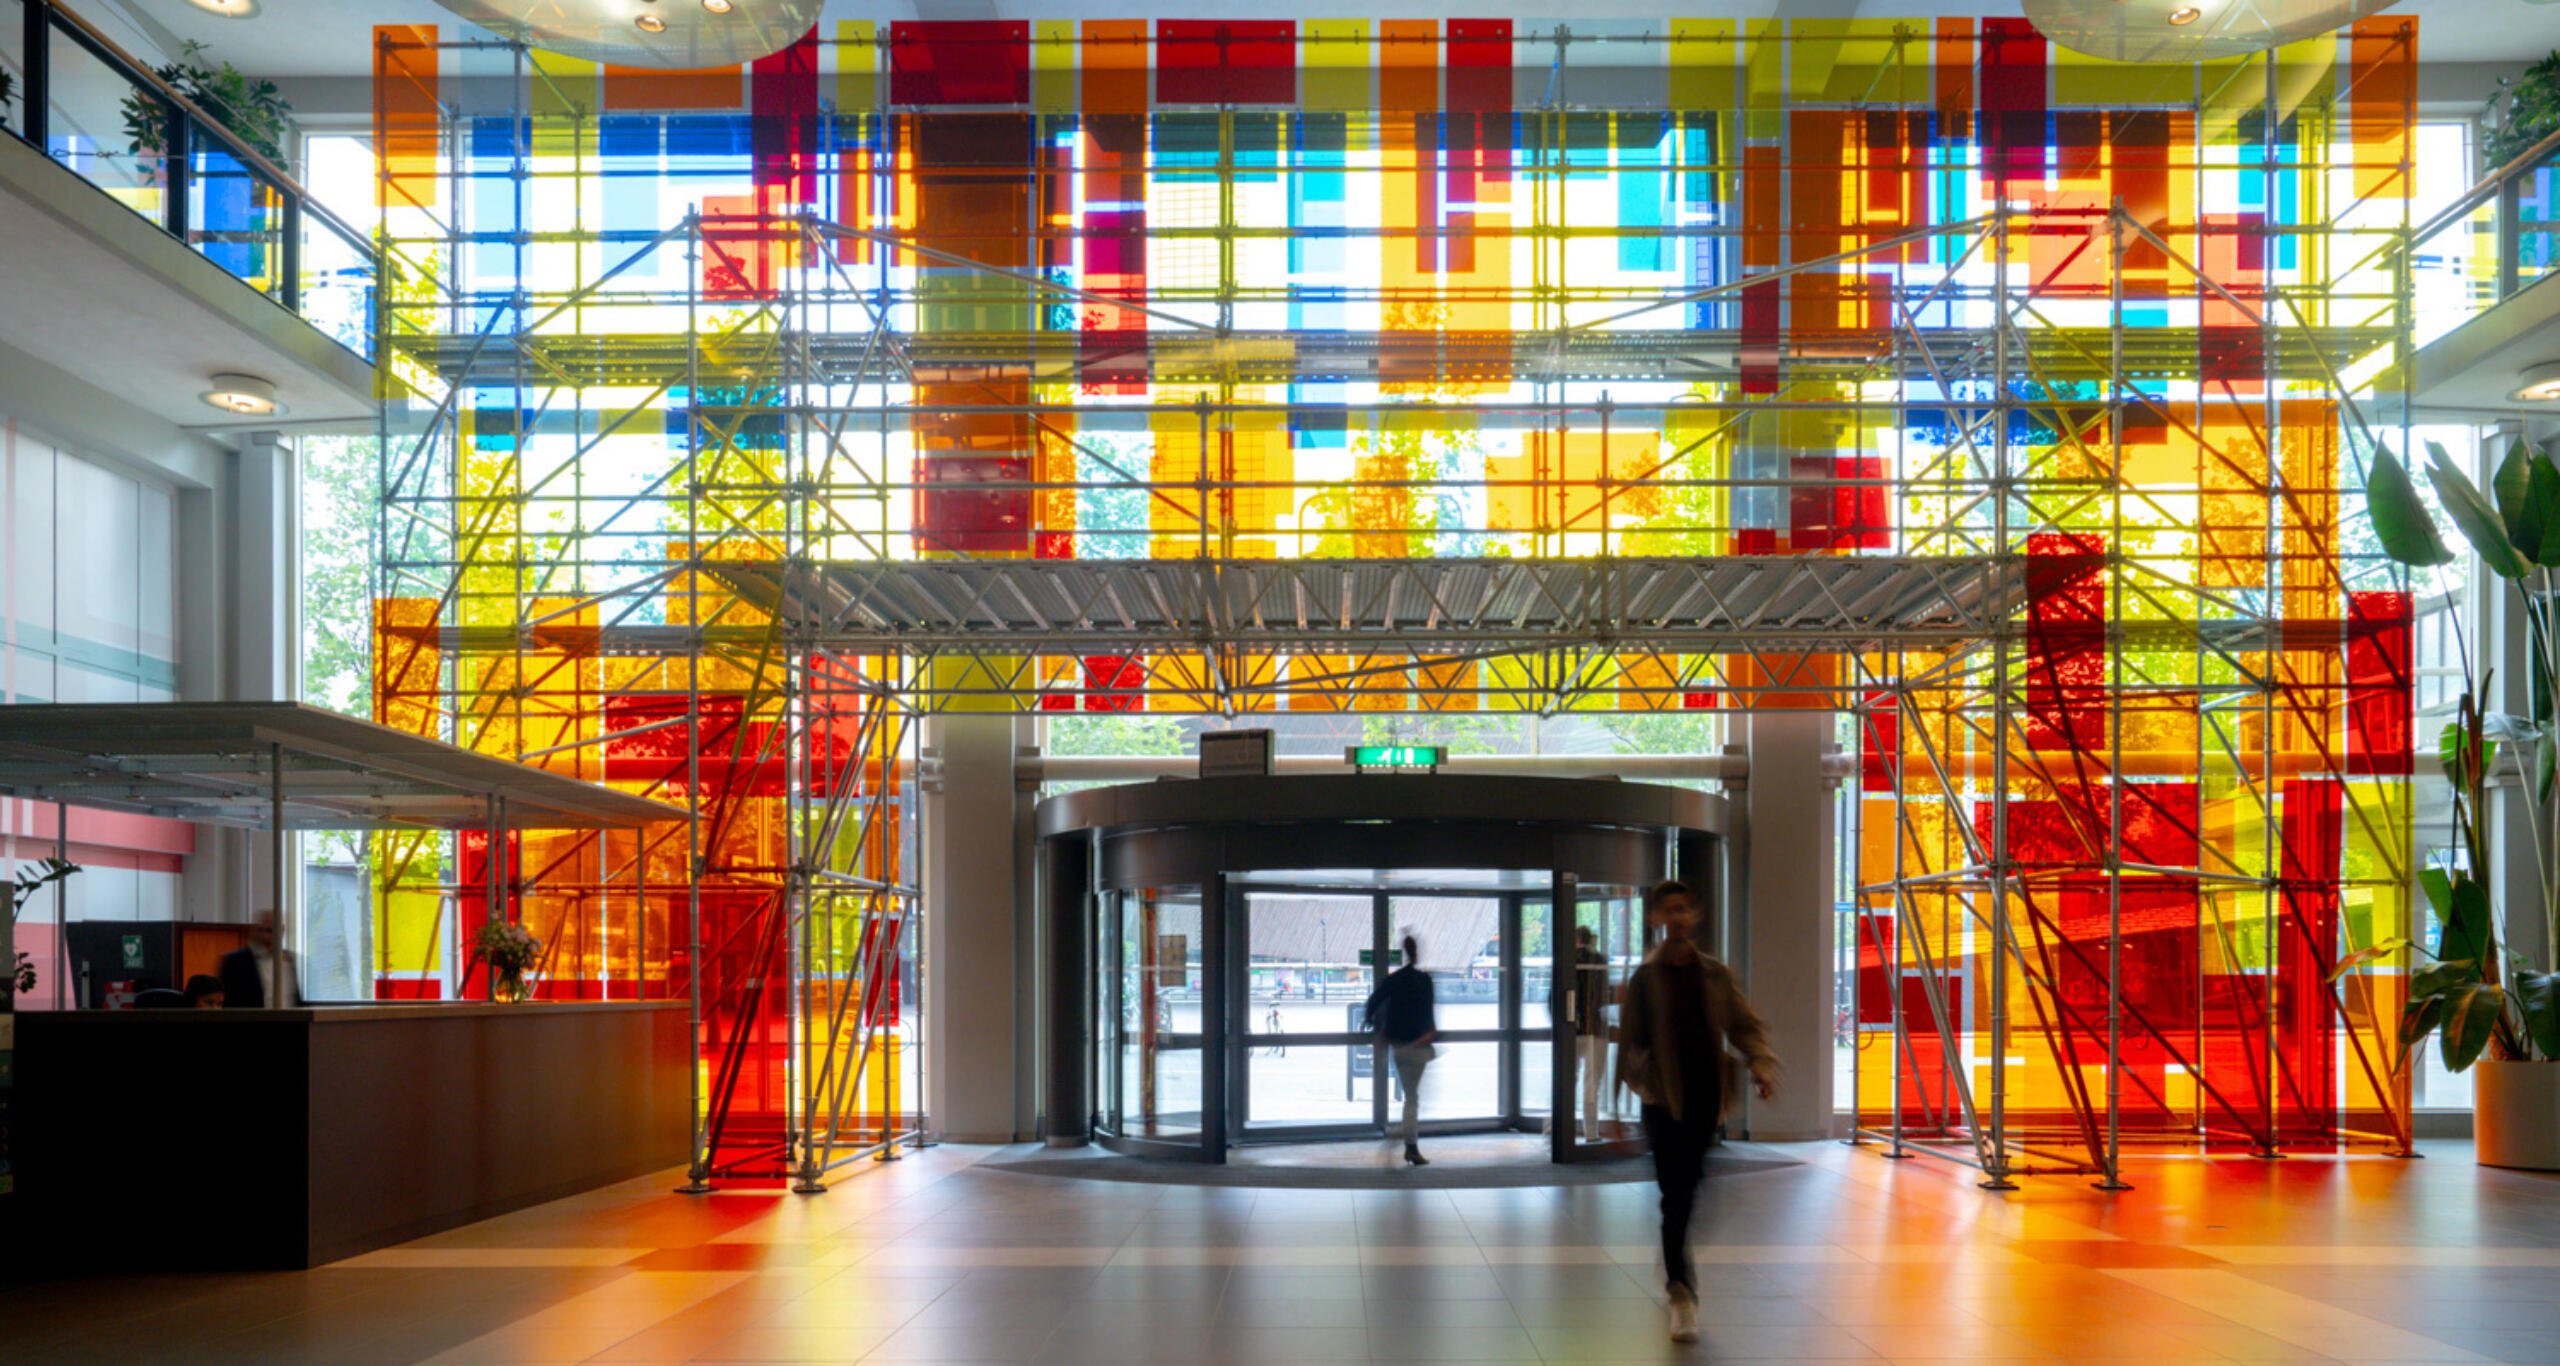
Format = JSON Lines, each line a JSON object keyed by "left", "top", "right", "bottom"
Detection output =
{"left": 1039, "top": 774, "right": 1726, "bottom": 1164}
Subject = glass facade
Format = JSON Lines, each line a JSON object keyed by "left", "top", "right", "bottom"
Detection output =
{"left": 356, "top": 15, "right": 2432, "bottom": 1176}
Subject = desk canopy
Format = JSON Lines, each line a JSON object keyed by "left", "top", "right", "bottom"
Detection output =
{"left": 0, "top": 702, "right": 683, "bottom": 831}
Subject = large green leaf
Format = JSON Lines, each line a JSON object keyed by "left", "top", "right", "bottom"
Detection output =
{"left": 2366, "top": 447, "right": 2455, "bottom": 567}
{"left": 2411, "top": 958, "right": 2480, "bottom": 999}
{"left": 2420, "top": 864, "right": 2454, "bottom": 922}
{"left": 2439, "top": 874, "right": 2496, "bottom": 975}
{"left": 2528, "top": 448, "right": 2560, "bottom": 566}
{"left": 2438, "top": 721, "right": 2496, "bottom": 794}
{"left": 2440, "top": 981, "right": 2508, "bottom": 1072}
{"left": 2428, "top": 440, "right": 2535, "bottom": 579}
{"left": 2496, "top": 441, "right": 2533, "bottom": 540}
{"left": 2517, "top": 969, "right": 2560, "bottom": 1061}
{"left": 2400, "top": 994, "right": 2447, "bottom": 1048}
{"left": 2327, "top": 935, "right": 2412, "bottom": 983}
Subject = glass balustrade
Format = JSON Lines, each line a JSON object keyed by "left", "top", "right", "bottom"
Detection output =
{"left": 2, "top": 0, "right": 375, "bottom": 361}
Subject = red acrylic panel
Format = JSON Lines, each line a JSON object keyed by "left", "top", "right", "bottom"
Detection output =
{"left": 2345, "top": 590, "right": 2414, "bottom": 776}
{"left": 1083, "top": 654, "right": 1147, "bottom": 712}
{"left": 600, "top": 692, "right": 785, "bottom": 797}
{"left": 889, "top": 21, "right": 1029, "bottom": 105}
{"left": 1855, "top": 911, "right": 1896, "bottom": 1025}
{"left": 1784, "top": 453, "right": 1888, "bottom": 551}
{"left": 1158, "top": 21, "right": 1295, "bottom": 105}
{"left": 1444, "top": 19, "right": 1511, "bottom": 276}
{"left": 2024, "top": 531, "right": 2107, "bottom": 753}
{"left": 1980, "top": 18, "right": 2047, "bottom": 189}
{"left": 751, "top": 27, "right": 821, "bottom": 210}
{"left": 2277, "top": 778, "right": 2345, "bottom": 1138}
{"left": 698, "top": 884, "right": 793, "bottom": 1179}
{"left": 375, "top": 979, "right": 443, "bottom": 1001}
{"left": 917, "top": 454, "right": 1034, "bottom": 555}
{"left": 1861, "top": 690, "right": 1898, "bottom": 793}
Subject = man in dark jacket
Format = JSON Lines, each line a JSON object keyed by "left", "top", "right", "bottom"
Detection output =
{"left": 1617, "top": 880, "right": 1776, "bottom": 1343}
{"left": 217, "top": 911, "right": 300, "bottom": 1009}
{"left": 1362, "top": 933, "right": 1438, "bottom": 1167}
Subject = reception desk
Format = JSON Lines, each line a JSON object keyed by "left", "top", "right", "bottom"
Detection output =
{"left": 11, "top": 1001, "right": 690, "bottom": 1270}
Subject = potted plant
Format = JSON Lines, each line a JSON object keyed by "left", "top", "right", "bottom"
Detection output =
{"left": 2358, "top": 440, "right": 2560, "bottom": 1168}
{"left": 119, "top": 40, "right": 291, "bottom": 172}
{"left": 472, "top": 920, "right": 541, "bottom": 1004}
{"left": 9, "top": 859, "right": 82, "bottom": 1000}
{"left": 2485, "top": 50, "right": 2560, "bottom": 171}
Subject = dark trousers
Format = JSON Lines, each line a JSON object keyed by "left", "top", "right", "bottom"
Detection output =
{"left": 1642, "top": 1102, "right": 1719, "bottom": 1293}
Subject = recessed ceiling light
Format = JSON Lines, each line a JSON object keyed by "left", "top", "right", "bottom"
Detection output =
{"left": 186, "top": 0, "right": 259, "bottom": 15}
{"left": 635, "top": 12, "right": 666, "bottom": 32}
{"left": 2167, "top": 5, "right": 2205, "bottom": 24}
{"left": 704, "top": 0, "right": 734, "bottom": 13}
{"left": 201, "top": 373, "right": 283, "bottom": 416}
{"left": 2512, "top": 362, "right": 2560, "bottom": 402}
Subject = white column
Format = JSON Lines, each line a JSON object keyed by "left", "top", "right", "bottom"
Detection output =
{"left": 1740, "top": 711, "right": 1837, "bottom": 1140}
{"left": 923, "top": 714, "right": 1023, "bottom": 1142}
{"left": 229, "top": 430, "right": 295, "bottom": 701}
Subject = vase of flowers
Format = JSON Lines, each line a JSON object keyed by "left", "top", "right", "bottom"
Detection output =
{"left": 473, "top": 920, "right": 540, "bottom": 1004}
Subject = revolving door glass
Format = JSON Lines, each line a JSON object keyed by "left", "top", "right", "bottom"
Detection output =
{"left": 1560, "top": 883, "right": 1647, "bottom": 1156}
{"left": 1239, "top": 890, "right": 1378, "bottom": 1132}
{"left": 1107, "top": 885, "right": 1205, "bottom": 1144}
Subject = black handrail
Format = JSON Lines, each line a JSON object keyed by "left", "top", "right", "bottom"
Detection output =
{"left": 9, "top": 0, "right": 377, "bottom": 352}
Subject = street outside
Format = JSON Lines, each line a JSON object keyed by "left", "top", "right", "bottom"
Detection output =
{"left": 1118, "top": 996, "right": 1637, "bottom": 1134}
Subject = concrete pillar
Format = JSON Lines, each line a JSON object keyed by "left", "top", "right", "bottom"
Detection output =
{"left": 1739, "top": 711, "right": 1836, "bottom": 1140}
{"left": 923, "top": 714, "right": 1023, "bottom": 1142}
{"left": 230, "top": 430, "right": 294, "bottom": 703}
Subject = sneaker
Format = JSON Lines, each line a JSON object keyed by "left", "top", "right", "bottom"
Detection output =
{"left": 1666, "top": 1284, "right": 1700, "bottom": 1343}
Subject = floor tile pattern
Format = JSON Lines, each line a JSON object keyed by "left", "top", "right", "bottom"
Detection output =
{"left": 3, "top": 1139, "right": 2556, "bottom": 1364}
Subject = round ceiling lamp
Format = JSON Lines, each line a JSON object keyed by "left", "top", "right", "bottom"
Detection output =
{"left": 426, "top": 1, "right": 824, "bottom": 69}
{"left": 2022, "top": 1, "right": 2406, "bottom": 63}
{"left": 2511, "top": 362, "right": 2560, "bottom": 403}
{"left": 201, "top": 373, "right": 283, "bottom": 417}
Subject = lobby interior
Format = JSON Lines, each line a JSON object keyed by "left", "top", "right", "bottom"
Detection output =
{"left": 5, "top": 1, "right": 2560, "bottom": 1362}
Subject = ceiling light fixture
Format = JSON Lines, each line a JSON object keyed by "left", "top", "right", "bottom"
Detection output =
{"left": 200, "top": 373, "right": 283, "bottom": 417}
{"left": 428, "top": 1, "right": 821, "bottom": 67}
{"left": 185, "top": 0, "right": 259, "bottom": 15}
{"left": 2025, "top": 1, "right": 2405, "bottom": 63}
{"left": 2511, "top": 362, "right": 2560, "bottom": 403}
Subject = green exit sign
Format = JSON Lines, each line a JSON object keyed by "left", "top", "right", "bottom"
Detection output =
{"left": 1348, "top": 744, "right": 1446, "bottom": 771}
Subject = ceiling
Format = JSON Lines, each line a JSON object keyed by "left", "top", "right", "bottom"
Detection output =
{"left": 103, "top": 0, "right": 2560, "bottom": 78}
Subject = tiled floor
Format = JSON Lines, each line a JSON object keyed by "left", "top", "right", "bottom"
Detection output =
{"left": 4, "top": 1138, "right": 2557, "bottom": 1364}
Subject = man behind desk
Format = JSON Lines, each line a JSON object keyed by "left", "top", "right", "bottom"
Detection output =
{"left": 218, "top": 910, "right": 301, "bottom": 1008}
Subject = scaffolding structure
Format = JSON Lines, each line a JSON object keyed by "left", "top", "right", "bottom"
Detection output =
{"left": 364, "top": 16, "right": 2424, "bottom": 1187}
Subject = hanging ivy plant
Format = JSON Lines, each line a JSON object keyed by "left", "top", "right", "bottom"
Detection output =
{"left": 2485, "top": 50, "right": 2560, "bottom": 171}
{"left": 120, "top": 39, "right": 292, "bottom": 168}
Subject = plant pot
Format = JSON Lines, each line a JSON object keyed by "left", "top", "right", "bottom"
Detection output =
{"left": 2474, "top": 1058, "right": 2560, "bottom": 1170}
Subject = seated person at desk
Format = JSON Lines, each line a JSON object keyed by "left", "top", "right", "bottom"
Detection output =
{"left": 218, "top": 911, "right": 301, "bottom": 1008}
{"left": 184, "top": 974, "right": 225, "bottom": 1009}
